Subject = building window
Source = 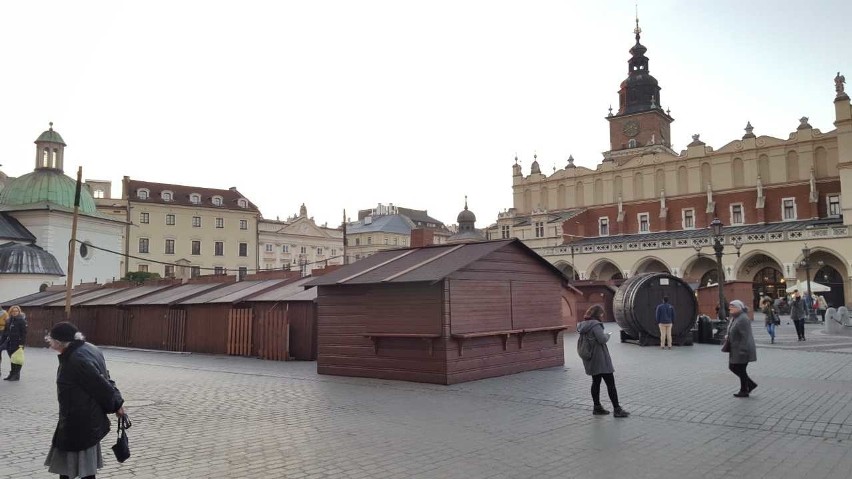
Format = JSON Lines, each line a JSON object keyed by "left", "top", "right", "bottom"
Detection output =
{"left": 599, "top": 217, "right": 609, "bottom": 236}
{"left": 138, "top": 238, "right": 149, "bottom": 253}
{"left": 215, "top": 241, "right": 224, "bottom": 256}
{"left": 367, "top": 236, "right": 372, "bottom": 245}
{"left": 782, "top": 198, "right": 797, "bottom": 220}
{"left": 137, "top": 189, "right": 149, "bottom": 200}
{"left": 534, "top": 222, "right": 545, "bottom": 238}
{"left": 265, "top": 244, "right": 273, "bottom": 252}
{"left": 237, "top": 199, "right": 248, "bottom": 208}
{"left": 165, "top": 239, "right": 175, "bottom": 255}
{"left": 162, "top": 191, "right": 173, "bottom": 201}
{"left": 682, "top": 209, "right": 695, "bottom": 229}
{"left": 282, "top": 245, "right": 289, "bottom": 253}
{"left": 192, "top": 216, "right": 201, "bottom": 228}
{"left": 501, "top": 225, "right": 510, "bottom": 239}
{"left": 628, "top": 139, "right": 637, "bottom": 148}
{"left": 214, "top": 266, "right": 225, "bottom": 275}
{"left": 215, "top": 217, "right": 224, "bottom": 228}
{"left": 212, "top": 196, "right": 223, "bottom": 206}
{"left": 138, "top": 264, "right": 148, "bottom": 272}
{"left": 164, "top": 265, "right": 175, "bottom": 278}
{"left": 190, "top": 193, "right": 201, "bottom": 204}
{"left": 384, "top": 236, "right": 389, "bottom": 245}
{"left": 166, "top": 214, "right": 175, "bottom": 225}
{"left": 191, "top": 240, "right": 201, "bottom": 255}
{"left": 239, "top": 243, "right": 248, "bottom": 257}
{"left": 300, "top": 246, "right": 307, "bottom": 254}
{"left": 394, "top": 237, "right": 399, "bottom": 245}
{"left": 828, "top": 195, "right": 841, "bottom": 217}
{"left": 238, "top": 267, "right": 247, "bottom": 280}
{"left": 355, "top": 238, "right": 361, "bottom": 246}
{"left": 190, "top": 266, "right": 201, "bottom": 278}
{"left": 317, "top": 247, "right": 323, "bottom": 255}
{"left": 638, "top": 213, "right": 650, "bottom": 233}
{"left": 140, "top": 212, "right": 149, "bottom": 224}
{"left": 731, "top": 204, "right": 744, "bottom": 225}
{"left": 239, "top": 219, "right": 248, "bottom": 230}
{"left": 93, "top": 189, "right": 105, "bottom": 199}
{"left": 331, "top": 248, "right": 336, "bottom": 256}
{"left": 402, "top": 238, "right": 408, "bottom": 246}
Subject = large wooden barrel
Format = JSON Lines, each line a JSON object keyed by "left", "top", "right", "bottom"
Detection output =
{"left": 613, "top": 273, "right": 696, "bottom": 346}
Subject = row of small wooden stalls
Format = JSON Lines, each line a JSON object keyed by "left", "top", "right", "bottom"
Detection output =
{"left": 6, "top": 278, "right": 318, "bottom": 360}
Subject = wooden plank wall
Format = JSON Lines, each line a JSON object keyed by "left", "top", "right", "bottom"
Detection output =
{"left": 227, "top": 307, "right": 253, "bottom": 356}
{"left": 128, "top": 306, "right": 172, "bottom": 350}
{"left": 184, "top": 304, "right": 229, "bottom": 354}
{"left": 316, "top": 283, "right": 446, "bottom": 383}
{"left": 254, "top": 306, "right": 289, "bottom": 361}
{"left": 286, "top": 302, "right": 317, "bottom": 360}
{"left": 164, "top": 308, "right": 186, "bottom": 351}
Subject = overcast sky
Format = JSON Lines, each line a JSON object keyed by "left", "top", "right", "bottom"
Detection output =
{"left": 1, "top": 1, "right": 850, "bottom": 228}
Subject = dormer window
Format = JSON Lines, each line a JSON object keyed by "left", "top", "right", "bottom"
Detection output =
{"left": 212, "top": 196, "right": 223, "bottom": 206}
{"left": 237, "top": 198, "right": 248, "bottom": 208}
{"left": 190, "top": 193, "right": 201, "bottom": 204}
{"left": 628, "top": 139, "right": 638, "bottom": 148}
{"left": 161, "top": 191, "right": 173, "bottom": 201}
{"left": 137, "top": 189, "right": 150, "bottom": 200}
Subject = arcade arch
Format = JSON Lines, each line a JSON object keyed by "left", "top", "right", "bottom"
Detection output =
{"left": 553, "top": 261, "right": 580, "bottom": 281}
{"left": 587, "top": 258, "right": 624, "bottom": 281}
{"left": 632, "top": 256, "right": 671, "bottom": 275}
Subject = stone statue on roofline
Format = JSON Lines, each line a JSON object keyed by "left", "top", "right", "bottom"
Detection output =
{"left": 836, "top": 72, "right": 846, "bottom": 97}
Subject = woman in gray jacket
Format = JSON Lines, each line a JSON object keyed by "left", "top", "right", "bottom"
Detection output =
{"left": 727, "top": 299, "right": 757, "bottom": 397}
{"left": 576, "top": 307, "right": 629, "bottom": 417}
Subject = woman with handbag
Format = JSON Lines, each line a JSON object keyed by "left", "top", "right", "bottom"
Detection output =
{"left": 726, "top": 300, "right": 758, "bottom": 398}
{"left": 44, "top": 322, "right": 126, "bottom": 479}
{"left": 576, "top": 307, "right": 630, "bottom": 418}
{"left": 2, "top": 305, "right": 27, "bottom": 381}
{"left": 761, "top": 298, "right": 777, "bottom": 344}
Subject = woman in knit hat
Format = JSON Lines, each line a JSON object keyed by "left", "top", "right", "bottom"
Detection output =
{"left": 44, "top": 322, "right": 126, "bottom": 479}
{"left": 726, "top": 300, "right": 758, "bottom": 398}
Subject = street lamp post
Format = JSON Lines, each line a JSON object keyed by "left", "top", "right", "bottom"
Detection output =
{"left": 800, "top": 244, "right": 818, "bottom": 322}
{"left": 710, "top": 218, "right": 728, "bottom": 322}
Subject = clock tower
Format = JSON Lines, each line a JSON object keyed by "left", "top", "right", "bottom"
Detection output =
{"left": 606, "top": 19, "right": 674, "bottom": 153}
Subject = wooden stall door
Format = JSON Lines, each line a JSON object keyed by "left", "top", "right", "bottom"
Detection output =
{"left": 116, "top": 309, "right": 132, "bottom": 347}
{"left": 164, "top": 309, "right": 186, "bottom": 352}
{"left": 227, "top": 307, "right": 253, "bottom": 356}
{"left": 256, "top": 308, "right": 290, "bottom": 361}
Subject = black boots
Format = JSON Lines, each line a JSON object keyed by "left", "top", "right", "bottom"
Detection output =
{"left": 3, "top": 363, "right": 21, "bottom": 381}
{"left": 593, "top": 404, "right": 610, "bottom": 415}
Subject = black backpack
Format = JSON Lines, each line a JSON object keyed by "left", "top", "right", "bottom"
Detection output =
{"left": 577, "top": 330, "right": 594, "bottom": 360}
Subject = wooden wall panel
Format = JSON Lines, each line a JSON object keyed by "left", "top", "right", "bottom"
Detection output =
{"left": 449, "top": 280, "right": 511, "bottom": 334}
{"left": 184, "top": 305, "right": 229, "bottom": 354}
{"left": 510, "top": 281, "right": 563, "bottom": 330}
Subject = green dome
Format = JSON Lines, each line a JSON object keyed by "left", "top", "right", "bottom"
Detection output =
{"left": 35, "top": 124, "right": 66, "bottom": 145}
{"left": 0, "top": 170, "right": 97, "bottom": 214}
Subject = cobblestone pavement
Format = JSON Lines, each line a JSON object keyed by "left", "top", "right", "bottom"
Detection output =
{"left": 3, "top": 318, "right": 852, "bottom": 479}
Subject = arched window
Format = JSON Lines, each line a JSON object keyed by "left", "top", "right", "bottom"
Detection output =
{"left": 593, "top": 179, "right": 603, "bottom": 204}
{"left": 575, "top": 182, "right": 585, "bottom": 207}
{"left": 190, "top": 193, "right": 201, "bottom": 204}
{"left": 758, "top": 155, "right": 770, "bottom": 183}
{"left": 628, "top": 139, "right": 637, "bottom": 148}
{"left": 539, "top": 186, "right": 548, "bottom": 210}
{"left": 655, "top": 169, "right": 665, "bottom": 196}
{"left": 42, "top": 148, "right": 50, "bottom": 167}
{"left": 815, "top": 147, "right": 830, "bottom": 178}
{"left": 556, "top": 184, "right": 566, "bottom": 209}
{"left": 52, "top": 149, "right": 59, "bottom": 168}
{"left": 732, "top": 158, "right": 744, "bottom": 187}
{"left": 137, "top": 189, "right": 149, "bottom": 200}
{"left": 677, "top": 166, "right": 688, "bottom": 194}
{"left": 613, "top": 176, "right": 623, "bottom": 202}
{"left": 237, "top": 198, "right": 248, "bottom": 208}
{"left": 786, "top": 151, "right": 799, "bottom": 181}
{"left": 700, "top": 162, "right": 711, "bottom": 191}
{"left": 162, "top": 191, "right": 173, "bottom": 201}
{"left": 633, "top": 172, "right": 644, "bottom": 199}
{"left": 212, "top": 196, "right": 223, "bottom": 206}
{"left": 523, "top": 189, "right": 532, "bottom": 212}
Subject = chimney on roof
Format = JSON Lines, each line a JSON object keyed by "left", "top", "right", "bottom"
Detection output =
{"left": 229, "top": 186, "right": 237, "bottom": 192}
{"left": 410, "top": 228, "right": 434, "bottom": 248}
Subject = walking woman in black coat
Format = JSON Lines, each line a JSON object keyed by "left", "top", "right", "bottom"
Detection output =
{"left": 2, "top": 305, "right": 27, "bottom": 381}
{"left": 44, "top": 322, "right": 126, "bottom": 479}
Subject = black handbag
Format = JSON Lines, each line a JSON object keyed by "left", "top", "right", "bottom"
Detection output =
{"left": 112, "top": 414, "right": 132, "bottom": 463}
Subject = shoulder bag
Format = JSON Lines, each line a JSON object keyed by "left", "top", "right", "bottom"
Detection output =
{"left": 112, "top": 414, "right": 132, "bottom": 463}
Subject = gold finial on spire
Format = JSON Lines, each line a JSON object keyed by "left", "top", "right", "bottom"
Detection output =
{"left": 634, "top": 2, "right": 641, "bottom": 37}
{"left": 464, "top": 195, "right": 469, "bottom": 210}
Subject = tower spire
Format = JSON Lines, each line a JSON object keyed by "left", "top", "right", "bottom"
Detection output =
{"left": 634, "top": 3, "right": 641, "bottom": 41}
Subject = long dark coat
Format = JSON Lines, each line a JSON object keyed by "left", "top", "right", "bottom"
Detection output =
{"left": 2, "top": 313, "right": 27, "bottom": 353}
{"left": 728, "top": 312, "right": 757, "bottom": 364}
{"left": 52, "top": 340, "right": 124, "bottom": 452}
{"left": 577, "top": 319, "right": 615, "bottom": 376}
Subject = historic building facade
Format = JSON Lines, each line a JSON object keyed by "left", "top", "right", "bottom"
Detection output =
{"left": 258, "top": 204, "right": 344, "bottom": 274}
{"left": 494, "top": 25, "right": 852, "bottom": 309}
{"left": 345, "top": 203, "right": 451, "bottom": 262}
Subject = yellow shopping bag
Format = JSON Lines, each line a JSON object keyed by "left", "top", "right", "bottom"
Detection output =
{"left": 10, "top": 346, "right": 24, "bottom": 365}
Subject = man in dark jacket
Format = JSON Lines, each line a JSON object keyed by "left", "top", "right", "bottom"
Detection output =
{"left": 655, "top": 296, "right": 675, "bottom": 350}
{"left": 791, "top": 291, "right": 807, "bottom": 341}
{"left": 44, "top": 322, "right": 125, "bottom": 479}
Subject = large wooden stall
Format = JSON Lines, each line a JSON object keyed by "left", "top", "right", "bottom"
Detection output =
{"left": 306, "top": 239, "right": 571, "bottom": 385}
{"left": 74, "top": 284, "right": 175, "bottom": 346}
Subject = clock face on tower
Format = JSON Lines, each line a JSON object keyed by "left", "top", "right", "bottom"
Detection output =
{"left": 622, "top": 120, "right": 640, "bottom": 137}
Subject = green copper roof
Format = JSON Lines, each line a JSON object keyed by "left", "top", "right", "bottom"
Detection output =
{"left": 0, "top": 170, "right": 97, "bottom": 214}
{"left": 35, "top": 123, "right": 66, "bottom": 145}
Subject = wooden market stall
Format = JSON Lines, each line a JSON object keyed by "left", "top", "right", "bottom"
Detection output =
{"left": 243, "top": 277, "right": 318, "bottom": 361}
{"left": 305, "top": 239, "right": 572, "bottom": 385}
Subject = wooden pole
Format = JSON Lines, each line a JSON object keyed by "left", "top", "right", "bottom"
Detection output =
{"left": 342, "top": 209, "right": 348, "bottom": 264}
{"left": 64, "top": 166, "right": 83, "bottom": 320}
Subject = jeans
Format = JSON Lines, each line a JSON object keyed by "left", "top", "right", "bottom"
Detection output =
{"left": 728, "top": 363, "right": 755, "bottom": 393}
{"left": 765, "top": 323, "right": 775, "bottom": 341}
{"left": 658, "top": 323, "right": 673, "bottom": 348}
{"left": 591, "top": 373, "right": 620, "bottom": 408}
